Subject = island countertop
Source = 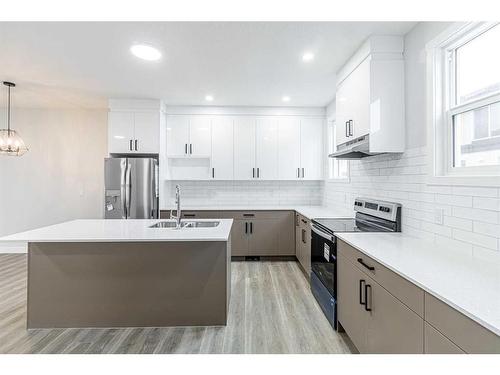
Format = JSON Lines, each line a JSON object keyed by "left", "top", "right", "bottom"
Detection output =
{"left": 0, "top": 219, "right": 234, "bottom": 243}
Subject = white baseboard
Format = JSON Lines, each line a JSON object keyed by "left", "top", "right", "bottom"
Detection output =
{"left": 0, "top": 242, "right": 27, "bottom": 254}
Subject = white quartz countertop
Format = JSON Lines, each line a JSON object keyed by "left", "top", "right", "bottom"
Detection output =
{"left": 335, "top": 232, "right": 500, "bottom": 336}
{"left": 0, "top": 219, "right": 234, "bottom": 243}
{"left": 163, "top": 205, "right": 354, "bottom": 220}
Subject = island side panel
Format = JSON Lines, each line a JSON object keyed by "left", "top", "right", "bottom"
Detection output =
{"left": 27, "top": 241, "right": 229, "bottom": 328}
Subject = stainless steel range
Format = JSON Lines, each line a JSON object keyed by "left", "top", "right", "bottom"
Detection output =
{"left": 310, "top": 198, "right": 402, "bottom": 329}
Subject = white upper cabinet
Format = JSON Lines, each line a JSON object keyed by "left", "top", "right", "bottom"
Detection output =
{"left": 108, "top": 111, "right": 160, "bottom": 154}
{"left": 300, "top": 118, "right": 324, "bottom": 180}
{"left": 134, "top": 112, "right": 161, "bottom": 153}
{"left": 278, "top": 117, "right": 301, "bottom": 179}
{"left": 335, "top": 36, "right": 405, "bottom": 153}
{"left": 189, "top": 116, "right": 212, "bottom": 157}
{"left": 166, "top": 115, "right": 189, "bottom": 156}
{"left": 163, "top": 112, "right": 324, "bottom": 181}
{"left": 234, "top": 117, "right": 256, "bottom": 180}
{"left": 108, "top": 111, "right": 135, "bottom": 154}
{"left": 108, "top": 99, "right": 163, "bottom": 154}
{"left": 166, "top": 115, "right": 212, "bottom": 157}
{"left": 256, "top": 117, "right": 279, "bottom": 180}
{"left": 211, "top": 116, "right": 234, "bottom": 180}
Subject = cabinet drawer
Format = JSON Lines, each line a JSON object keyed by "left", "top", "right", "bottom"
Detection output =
{"left": 424, "top": 293, "right": 500, "bottom": 353}
{"left": 338, "top": 240, "right": 424, "bottom": 317}
{"left": 424, "top": 322, "right": 465, "bottom": 354}
{"left": 181, "top": 211, "right": 221, "bottom": 219}
{"left": 219, "top": 210, "right": 291, "bottom": 220}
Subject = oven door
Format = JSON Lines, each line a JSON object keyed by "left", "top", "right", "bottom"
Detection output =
{"left": 310, "top": 224, "right": 336, "bottom": 297}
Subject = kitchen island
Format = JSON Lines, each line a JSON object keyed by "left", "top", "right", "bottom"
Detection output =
{"left": 0, "top": 219, "right": 233, "bottom": 329}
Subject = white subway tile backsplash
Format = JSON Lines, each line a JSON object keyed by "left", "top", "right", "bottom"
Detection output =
{"left": 435, "top": 194, "right": 473, "bottom": 207}
{"left": 452, "top": 229, "right": 498, "bottom": 250}
{"left": 324, "top": 146, "right": 500, "bottom": 260}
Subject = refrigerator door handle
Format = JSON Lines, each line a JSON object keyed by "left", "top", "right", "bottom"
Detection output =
{"left": 120, "top": 160, "right": 127, "bottom": 218}
{"left": 125, "top": 161, "right": 132, "bottom": 219}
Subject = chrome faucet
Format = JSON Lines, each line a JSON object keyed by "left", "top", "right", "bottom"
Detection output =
{"left": 170, "top": 184, "right": 182, "bottom": 229}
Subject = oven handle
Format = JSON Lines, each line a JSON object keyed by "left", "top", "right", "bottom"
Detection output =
{"left": 310, "top": 224, "right": 335, "bottom": 242}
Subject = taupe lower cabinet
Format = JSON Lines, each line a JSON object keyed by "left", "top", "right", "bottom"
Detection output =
{"left": 337, "top": 254, "right": 424, "bottom": 353}
{"left": 295, "top": 213, "right": 311, "bottom": 277}
{"left": 338, "top": 240, "right": 500, "bottom": 354}
{"left": 160, "top": 210, "right": 295, "bottom": 256}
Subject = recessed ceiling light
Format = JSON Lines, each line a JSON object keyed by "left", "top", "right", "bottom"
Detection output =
{"left": 302, "top": 52, "right": 315, "bottom": 62}
{"left": 130, "top": 44, "right": 162, "bottom": 61}
{"left": 205, "top": 95, "right": 214, "bottom": 102}
{"left": 282, "top": 96, "right": 291, "bottom": 102}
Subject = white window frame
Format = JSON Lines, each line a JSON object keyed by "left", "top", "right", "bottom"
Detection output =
{"left": 326, "top": 118, "right": 350, "bottom": 182}
{"left": 427, "top": 21, "right": 500, "bottom": 187}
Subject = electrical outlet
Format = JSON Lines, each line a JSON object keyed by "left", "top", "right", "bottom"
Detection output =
{"left": 434, "top": 208, "right": 444, "bottom": 225}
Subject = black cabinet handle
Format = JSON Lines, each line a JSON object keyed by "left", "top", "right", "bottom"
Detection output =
{"left": 243, "top": 213, "right": 255, "bottom": 217}
{"left": 364, "top": 284, "right": 372, "bottom": 312}
{"left": 359, "top": 279, "right": 366, "bottom": 305}
{"left": 252, "top": 168, "right": 255, "bottom": 178}
{"left": 257, "top": 167, "right": 260, "bottom": 178}
{"left": 250, "top": 222, "right": 253, "bottom": 234}
{"left": 183, "top": 213, "right": 196, "bottom": 218}
{"left": 190, "top": 144, "right": 193, "bottom": 154}
{"left": 212, "top": 168, "right": 215, "bottom": 178}
{"left": 130, "top": 139, "right": 133, "bottom": 151}
{"left": 357, "top": 258, "right": 375, "bottom": 271}
{"left": 297, "top": 168, "right": 300, "bottom": 178}
{"left": 301, "top": 168, "right": 305, "bottom": 178}
{"left": 245, "top": 222, "right": 248, "bottom": 234}
{"left": 135, "top": 139, "right": 138, "bottom": 151}
{"left": 301, "top": 219, "right": 307, "bottom": 224}
{"left": 185, "top": 144, "right": 188, "bottom": 154}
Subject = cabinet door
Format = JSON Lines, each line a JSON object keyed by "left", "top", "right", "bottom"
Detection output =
{"left": 277, "top": 211, "right": 295, "bottom": 256}
{"left": 300, "top": 118, "right": 323, "bottom": 180}
{"left": 337, "top": 255, "right": 367, "bottom": 353}
{"left": 255, "top": 118, "right": 279, "bottom": 180}
{"left": 234, "top": 117, "right": 256, "bottom": 180}
{"left": 349, "top": 57, "right": 370, "bottom": 139}
{"left": 166, "top": 115, "right": 190, "bottom": 156}
{"left": 189, "top": 116, "right": 212, "bottom": 157}
{"left": 424, "top": 323, "right": 465, "bottom": 354}
{"left": 335, "top": 82, "right": 349, "bottom": 147}
{"left": 231, "top": 219, "right": 250, "bottom": 256}
{"left": 108, "top": 111, "right": 135, "bottom": 153}
{"left": 211, "top": 116, "right": 234, "bottom": 180}
{"left": 134, "top": 112, "right": 160, "bottom": 153}
{"left": 278, "top": 117, "right": 301, "bottom": 179}
{"left": 249, "top": 219, "right": 279, "bottom": 256}
{"left": 365, "top": 275, "right": 424, "bottom": 354}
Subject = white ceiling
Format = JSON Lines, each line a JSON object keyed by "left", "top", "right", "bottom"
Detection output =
{"left": 0, "top": 22, "right": 416, "bottom": 109}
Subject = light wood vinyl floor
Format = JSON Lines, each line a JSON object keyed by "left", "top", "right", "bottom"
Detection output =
{"left": 0, "top": 254, "right": 353, "bottom": 354}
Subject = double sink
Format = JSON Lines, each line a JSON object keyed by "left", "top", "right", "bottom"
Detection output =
{"left": 149, "top": 221, "right": 220, "bottom": 229}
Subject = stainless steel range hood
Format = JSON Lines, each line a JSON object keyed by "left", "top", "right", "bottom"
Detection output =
{"left": 328, "top": 134, "right": 381, "bottom": 160}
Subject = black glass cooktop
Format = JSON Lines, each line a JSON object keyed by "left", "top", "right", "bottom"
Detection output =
{"left": 313, "top": 216, "right": 395, "bottom": 234}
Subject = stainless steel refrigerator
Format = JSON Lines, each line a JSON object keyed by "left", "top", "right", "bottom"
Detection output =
{"left": 104, "top": 157, "right": 159, "bottom": 219}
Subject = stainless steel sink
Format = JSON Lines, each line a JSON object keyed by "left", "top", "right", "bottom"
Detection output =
{"left": 183, "top": 221, "right": 220, "bottom": 228}
{"left": 149, "top": 221, "right": 220, "bottom": 229}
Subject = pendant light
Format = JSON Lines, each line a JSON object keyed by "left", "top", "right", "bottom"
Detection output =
{"left": 0, "top": 82, "right": 28, "bottom": 156}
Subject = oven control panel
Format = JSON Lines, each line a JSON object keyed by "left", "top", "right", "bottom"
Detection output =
{"left": 354, "top": 197, "right": 401, "bottom": 222}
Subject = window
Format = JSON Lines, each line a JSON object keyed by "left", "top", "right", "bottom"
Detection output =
{"left": 428, "top": 22, "right": 500, "bottom": 184}
{"left": 327, "top": 120, "right": 349, "bottom": 180}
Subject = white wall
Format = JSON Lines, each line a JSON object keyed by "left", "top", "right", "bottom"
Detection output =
{"left": 324, "top": 22, "right": 500, "bottom": 263}
{"left": 0, "top": 108, "right": 108, "bottom": 252}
